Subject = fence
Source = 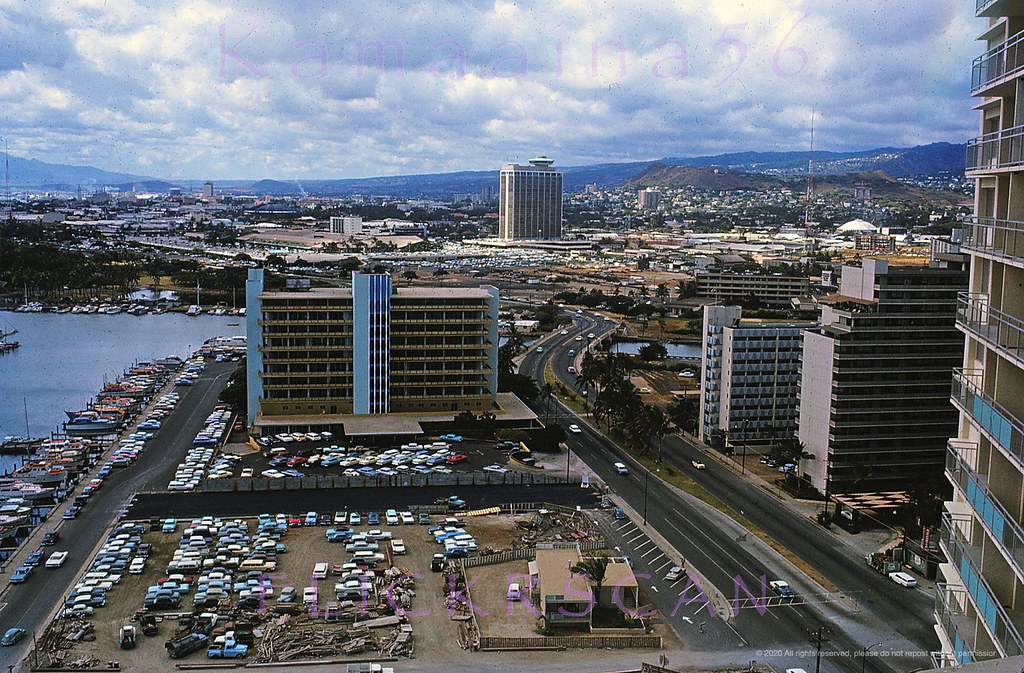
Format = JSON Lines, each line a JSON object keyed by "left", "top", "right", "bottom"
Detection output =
{"left": 477, "top": 635, "right": 661, "bottom": 650}
{"left": 197, "top": 470, "right": 566, "bottom": 492}
{"left": 462, "top": 538, "right": 607, "bottom": 568}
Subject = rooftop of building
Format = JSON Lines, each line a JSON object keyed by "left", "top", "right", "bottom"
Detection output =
{"left": 259, "top": 284, "right": 496, "bottom": 300}
{"left": 253, "top": 393, "right": 537, "bottom": 432}
{"left": 534, "top": 546, "right": 589, "bottom": 599}
{"left": 603, "top": 557, "right": 638, "bottom": 589}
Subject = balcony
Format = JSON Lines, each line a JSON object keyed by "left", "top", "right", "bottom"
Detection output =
{"left": 977, "top": 0, "right": 1024, "bottom": 17}
{"left": 973, "top": 30, "right": 1024, "bottom": 95}
{"left": 941, "top": 512, "right": 1024, "bottom": 657}
{"left": 952, "top": 368, "right": 1024, "bottom": 469}
{"left": 957, "top": 292, "right": 1024, "bottom": 366}
{"left": 962, "top": 216, "right": 1024, "bottom": 267}
{"left": 947, "top": 441, "right": 1024, "bottom": 581}
{"left": 967, "top": 124, "right": 1024, "bottom": 173}
{"left": 934, "top": 582, "right": 977, "bottom": 665}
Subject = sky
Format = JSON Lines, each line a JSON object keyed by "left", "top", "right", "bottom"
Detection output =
{"left": 0, "top": 0, "right": 978, "bottom": 180}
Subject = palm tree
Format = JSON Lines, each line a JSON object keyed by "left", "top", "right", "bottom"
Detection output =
{"left": 571, "top": 555, "right": 610, "bottom": 600}
{"left": 646, "top": 406, "right": 670, "bottom": 462}
{"left": 539, "top": 382, "right": 555, "bottom": 423}
{"left": 655, "top": 283, "right": 669, "bottom": 302}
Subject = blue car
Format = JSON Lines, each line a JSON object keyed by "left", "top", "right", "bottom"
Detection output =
{"left": 10, "top": 565, "right": 33, "bottom": 583}
{"left": 440, "top": 434, "right": 463, "bottom": 442}
{"left": 443, "top": 548, "right": 470, "bottom": 559}
{"left": 367, "top": 512, "right": 380, "bottom": 525}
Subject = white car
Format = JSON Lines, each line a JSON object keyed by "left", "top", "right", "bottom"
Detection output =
{"left": 482, "top": 464, "right": 509, "bottom": 473}
{"left": 613, "top": 462, "right": 629, "bottom": 475}
{"left": 45, "top": 551, "right": 69, "bottom": 568}
{"left": 889, "top": 571, "right": 918, "bottom": 587}
{"left": 568, "top": 424, "right": 582, "bottom": 433}
{"left": 400, "top": 511, "right": 415, "bottom": 525}
{"left": 392, "top": 539, "right": 406, "bottom": 555}
{"left": 691, "top": 459, "right": 706, "bottom": 470}
{"left": 664, "top": 566, "right": 684, "bottom": 582}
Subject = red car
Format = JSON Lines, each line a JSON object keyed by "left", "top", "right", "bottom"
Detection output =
{"left": 446, "top": 453, "right": 469, "bottom": 465}
{"left": 287, "top": 456, "right": 308, "bottom": 467}
{"left": 287, "top": 515, "right": 303, "bottom": 527}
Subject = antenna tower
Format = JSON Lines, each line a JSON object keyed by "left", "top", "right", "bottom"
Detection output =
{"left": 3, "top": 138, "right": 9, "bottom": 219}
{"left": 804, "top": 111, "right": 815, "bottom": 236}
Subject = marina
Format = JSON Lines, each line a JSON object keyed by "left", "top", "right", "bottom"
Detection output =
{"left": 0, "top": 312, "right": 243, "bottom": 471}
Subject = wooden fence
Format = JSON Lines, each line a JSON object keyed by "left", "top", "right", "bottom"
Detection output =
{"left": 462, "top": 538, "right": 607, "bottom": 568}
{"left": 477, "top": 634, "right": 661, "bottom": 650}
{"left": 198, "top": 470, "right": 566, "bottom": 492}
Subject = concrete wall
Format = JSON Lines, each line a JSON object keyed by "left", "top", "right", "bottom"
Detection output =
{"left": 798, "top": 329, "right": 834, "bottom": 492}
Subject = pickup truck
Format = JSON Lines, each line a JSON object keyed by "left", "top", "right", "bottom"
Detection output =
{"left": 166, "top": 633, "right": 208, "bottom": 659}
{"left": 207, "top": 634, "right": 248, "bottom": 658}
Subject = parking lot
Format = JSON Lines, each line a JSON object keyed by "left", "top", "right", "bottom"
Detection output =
{"left": 212, "top": 435, "right": 530, "bottom": 484}
{"left": 33, "top": 500, "right": 671, "bottom": 669}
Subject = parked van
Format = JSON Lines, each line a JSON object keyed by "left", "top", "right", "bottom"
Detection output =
{"left": 507, "top": 583, "right": 521, "bottom": 601}
{"left": 312, "top": 562, "right": 329, "bottom": 579}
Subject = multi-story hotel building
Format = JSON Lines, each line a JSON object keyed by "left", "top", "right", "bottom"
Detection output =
{"left": 498, "top": 157, "right": 563, "bottom": 241}
{"left": 694, "top": 270, "right": 811, "bottom": 308}
{"left": 699, "top": 305, "right": 813, "bottom": 449}
{"left": 797, "top": 259, "right": 965, "bottom": 495}
{"left": 245, "top": 269, "right": 499, "bottom": 435}
{"left": 934, "top": 1, "right": 1024, "bottom": 665}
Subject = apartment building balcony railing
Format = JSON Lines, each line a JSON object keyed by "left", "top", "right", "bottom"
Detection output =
{"left": 962, "top": 216, "right": 1024, "bottom": 266}
{"left": 947, "top": 440, "right": 1024, "bottom": 580}
{"left": 941, "top": 511, "right": 1024, "bottom": 657}
{"left": 957, "top": 292, "right": 1024, "bottom": 367}
{"left": 934, "top": 582, "right": 978, "bottom": 666}
{"left": 978, "top": 0, "right": 996, "bottom": 13}
{"left": 973, "top": 30, "right": 1024, "bottom": 94}
{"left": 967, "top": 124, "right": 1024, "bottom": 172}
{"left": 952, "top": 368, "right": 1024, "bottom": 468}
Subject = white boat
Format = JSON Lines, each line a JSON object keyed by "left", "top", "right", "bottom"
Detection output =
{"left": 186, "top": 305, "right": 202, "bottom": 316}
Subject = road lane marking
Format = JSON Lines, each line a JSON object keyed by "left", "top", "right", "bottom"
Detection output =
{"left": 641, "top": 547, "right": 660, "bottom": 559}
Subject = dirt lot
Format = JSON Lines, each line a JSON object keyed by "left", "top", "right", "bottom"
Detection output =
{"left": 37, "top": 510, "right": 581, "bottom": 668}
{"left": 39, "top": 508, "right": 665, "bottom": 670}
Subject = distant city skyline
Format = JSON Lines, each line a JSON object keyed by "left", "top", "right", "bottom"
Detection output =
{"left": 0, "top": 1, "right": 976, "bottom": 180}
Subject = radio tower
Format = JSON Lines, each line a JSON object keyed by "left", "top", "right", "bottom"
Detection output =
{"left": 804, "top": 111, "right": 815, "bottom": 239}
{"left": 3, "top": 138, "right": 10, "bottom": 220}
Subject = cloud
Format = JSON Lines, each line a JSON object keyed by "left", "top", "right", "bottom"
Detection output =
{"left": 0, "top": 0, "right": 979, "bottom": 179}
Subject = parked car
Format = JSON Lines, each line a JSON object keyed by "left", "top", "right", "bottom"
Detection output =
{"left": 664, "top": 566, "right": 684, "bottom": 582}
{"left": 568, "top": 424, "right": 582, "bottom": 433}
{"left": 889, "top": 571, "right": 918, "bottom": 588}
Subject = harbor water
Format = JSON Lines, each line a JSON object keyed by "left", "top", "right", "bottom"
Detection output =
{"left": 0, "top": 312, "right": 244, "bottom": 472}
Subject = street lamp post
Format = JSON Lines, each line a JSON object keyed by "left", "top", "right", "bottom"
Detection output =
{"left": 861, "top": 642, "right": 883, "bottom": 673}
{"left": 565, "top": 443, "right": 571, "bottom": 483}
{"left": 642, "top": 470, "right": 649, "bottom": 526}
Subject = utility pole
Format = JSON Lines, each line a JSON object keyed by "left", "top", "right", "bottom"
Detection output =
{"left": 642, "top": 470, "right": 649, "bottom": 526}
{"left": 814, "top": 626, "right": 823, "bottom": 673}
{"left": 565, "top": 443, "right": 570, "bottom": 483}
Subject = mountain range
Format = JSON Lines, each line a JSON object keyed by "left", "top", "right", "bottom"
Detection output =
{"left": 2, "top": 142, "right": 966, "bottom": 197}
{"left": 626, "top": 167, "right": 965, "bottom": 205}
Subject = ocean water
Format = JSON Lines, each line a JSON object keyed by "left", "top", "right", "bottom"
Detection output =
{"left": 0, "top": 312, "right": 244, "bottom": 472}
